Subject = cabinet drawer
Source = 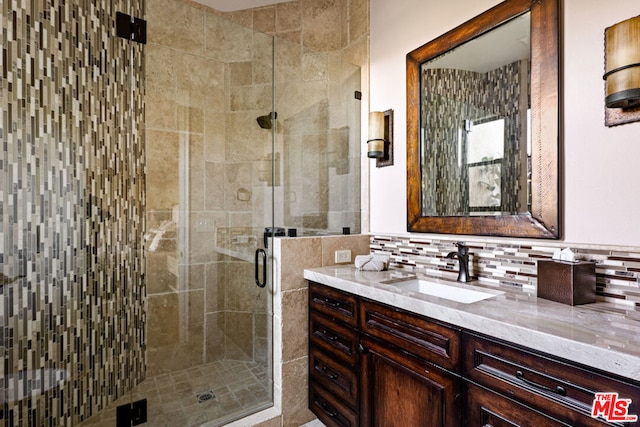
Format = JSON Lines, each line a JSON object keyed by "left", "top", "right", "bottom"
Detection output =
{"left": 309, "top": 312, "right": 358, "bottom": 364}
{"left": 465, "top": 380, "right": 566, "bottom": 427}
{"left": 464, "top": 332, "right": 640, "bottom": 426}
{"left": 360, "top": 298, "right": 461, "bottom": 371}
{"left": 309, "top": 282, "right": 358, "bottom": 328}
{"left": 310, "top": 346, "right": 359, "bottom": 409}
{"left": 310, "top": 382, "right": 359, "bottom": 427}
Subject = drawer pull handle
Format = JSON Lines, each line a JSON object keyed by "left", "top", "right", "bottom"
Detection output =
{"left": 322, "top": 365, "right": 339, "bottom": 380}
{"left": 324, "top": 298, "right": 341, "bottom": 309}
{"left": 315, "top": 400, "right": 338, "bottom": 418}
{"left": 322, "top": 329, "right": 339, "bottom": 341}
{"left": 516, "top": 370, "right": 567, "bottom": 396}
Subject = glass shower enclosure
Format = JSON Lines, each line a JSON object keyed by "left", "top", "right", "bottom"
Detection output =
{"left": 138, "top": 8, "right": 278, "bottom": 425}
{"left": 1, "top": 0, "right": 361, "bottom": 425}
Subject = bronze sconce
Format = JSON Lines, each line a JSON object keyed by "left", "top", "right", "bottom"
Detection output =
{"left": 604, "top": 15, "right": 640, "bottom": 126}
{"left": 367, "top": 109, "right": 394, "bottom": 167}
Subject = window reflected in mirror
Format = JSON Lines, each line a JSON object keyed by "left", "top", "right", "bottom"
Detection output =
{"left": 467, "top": 118, "right": 504, "bottom": 211}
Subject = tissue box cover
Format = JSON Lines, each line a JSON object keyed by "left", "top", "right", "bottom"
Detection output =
{"left": 537, "top": 260, "right": 596, "bottom": 305}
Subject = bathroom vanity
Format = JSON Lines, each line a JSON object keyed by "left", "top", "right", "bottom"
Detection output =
{"left": 305, "top": 266, "right": 640, "bottom": 427}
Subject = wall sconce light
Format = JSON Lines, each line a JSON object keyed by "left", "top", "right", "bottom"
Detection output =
{"left": 604, "top": 15, "right": 640, "bottom": 126}
{"left": 367, "top": 109, "right": 393, "bottom": 167}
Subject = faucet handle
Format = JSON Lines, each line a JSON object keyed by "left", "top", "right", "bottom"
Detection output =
{"left": 454, "top": 242, "right": 469, "bottom": 255}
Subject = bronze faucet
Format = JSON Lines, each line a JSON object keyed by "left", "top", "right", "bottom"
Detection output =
{"left": 446, "top": 242, "right": 471, "bottom": 282}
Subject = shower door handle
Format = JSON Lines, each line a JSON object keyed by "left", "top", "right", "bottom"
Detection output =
{"left": 255, "top": 248, "right": 267, "bottom": 288}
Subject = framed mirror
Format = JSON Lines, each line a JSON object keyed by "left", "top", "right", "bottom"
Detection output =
{"left": 406, "top": 0, "right": 559, "bottom": 238}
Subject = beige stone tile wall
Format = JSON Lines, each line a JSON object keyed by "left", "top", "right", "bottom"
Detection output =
{"left": 145, "top": 0, "right": 368, "bottom": 377}
{"left": 272, "top": 234, "right": 370, "bottom": 426}
{"left": 146, "top": 0, "right": 369, "bottom": 425}
{"left": 146, "top": 0, "right": 274, "bottom": 375}
{"left": 220, "top": 1, "right": 370, "bottom": 425}
{"left": 219, "top": 0, "right": 369, "bottom": 236}
{"left": 216, "top": 0, "right": 368, "bottom": 56}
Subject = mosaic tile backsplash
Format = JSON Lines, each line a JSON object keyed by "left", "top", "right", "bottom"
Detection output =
{"left": 371, "top": 235, "right": 640, "bottom": 307}
{"left": 1, "top": 0, "right": 146, "bottom": 425}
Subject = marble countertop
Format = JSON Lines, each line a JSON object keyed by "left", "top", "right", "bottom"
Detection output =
{"left": 304, "top": 265, "right": 640, "bottom": 382}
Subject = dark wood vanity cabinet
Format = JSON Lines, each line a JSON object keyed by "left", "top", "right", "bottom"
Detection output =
{"left": 308, "top": 281, "right": 640, "bottom": 426}
{"left": 308, "top": 282, "right": 462, "bottom": 427}
{"left": 463, "top": 332, "right": 640, "bottom": 426}
{"left": 359, "top": 299, "right": 462, "bottom": 427}
{"left": 309, "top": 282, "right": 360, "bottom": 426}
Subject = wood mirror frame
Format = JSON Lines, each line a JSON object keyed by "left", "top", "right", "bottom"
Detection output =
{"left": 406, "top": 0, "right": 560, "bottom": 238}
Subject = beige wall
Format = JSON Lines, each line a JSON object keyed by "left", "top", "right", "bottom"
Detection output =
{"left": 215, "top": 0, "right": 368, "bottom": 60}
{"left": 370, "top": 0, "right": 640, "bottom": 248}
{"left": 145, "top": 0, "right": 368, "bottom": 374}
{"left": 270, "top": 235, "right": 370, "bottom": 427}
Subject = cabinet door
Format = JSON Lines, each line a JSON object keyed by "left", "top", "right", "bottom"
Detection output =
{"left": 360, "top": 336, "right": 461, "bottom": 427}
{"left": 465, "top": 381, "right": 566, "bottom": 427}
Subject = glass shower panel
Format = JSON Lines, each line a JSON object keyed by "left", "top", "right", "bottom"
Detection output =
{"left": 140, "top": 6, "right": 275, "bottom": 426}
{"left": 274, "top": 38, "right": 362, "bottom": 236}
{"left": 1, "top": 0, "right": 146, "bottom": 425}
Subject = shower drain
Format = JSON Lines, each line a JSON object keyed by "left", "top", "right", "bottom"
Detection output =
{"left": 196, "top": 390, "right": 216, "bottom": 403}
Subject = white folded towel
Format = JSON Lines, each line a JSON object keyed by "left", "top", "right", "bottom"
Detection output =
{"left": 355, "top": 254, "right": 390, "bottom": 271}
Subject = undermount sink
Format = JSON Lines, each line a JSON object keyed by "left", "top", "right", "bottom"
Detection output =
{"left": 387, "top": 279, "right": 503, "bottom": 304}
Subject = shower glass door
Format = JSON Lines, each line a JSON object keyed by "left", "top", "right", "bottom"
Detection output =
{"left": 76, "top": 3, "right": 277, "bottom": 426}
{"left": 139, "top": 5, "right": 276, "bottom": 426}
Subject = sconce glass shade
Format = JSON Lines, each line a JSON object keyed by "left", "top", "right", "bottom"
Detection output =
{"left": 367, "top": 111, "right": 385, "bottom": 158}
{"left": 604, "top": 16, "right": 640, "bottom": 109}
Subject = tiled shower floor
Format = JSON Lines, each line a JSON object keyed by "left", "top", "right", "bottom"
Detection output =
{"left": 79, "top": 359, "right": 272, "bottom": 427}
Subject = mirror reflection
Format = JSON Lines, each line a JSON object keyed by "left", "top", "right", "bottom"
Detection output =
{"left": 407, "top": 0, "right": 559, "bottom": 238}
{"left": 420, "top": 13, "right": 531, "bottom": 217}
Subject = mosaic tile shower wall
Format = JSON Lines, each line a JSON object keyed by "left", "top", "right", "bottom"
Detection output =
{"left": 421, "top": 61, "right": 528, "bottom": 216}
{"left": 1, "top": 0, "right": 145, "bottom": 425}
{"left": 371, "top": 235, "right": 640, "bottom": 307}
